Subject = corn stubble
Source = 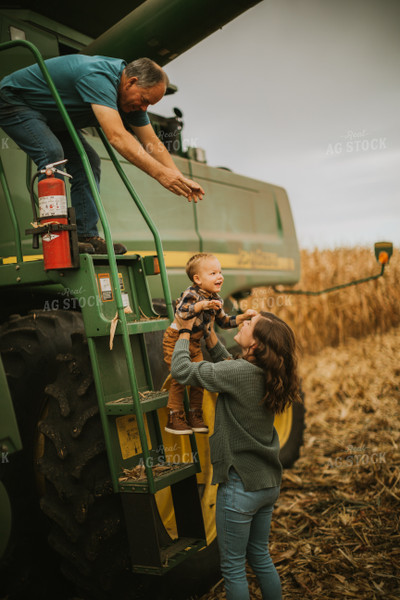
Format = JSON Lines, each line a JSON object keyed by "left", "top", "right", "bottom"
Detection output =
{"left": 201, "top": 248, "right": 399, "bottom": 599}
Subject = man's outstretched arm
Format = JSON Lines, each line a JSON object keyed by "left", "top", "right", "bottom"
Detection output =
{"left": 91, "top": 104, "right": 204, "bottom": 202}
{"left": 132, "top": 123, "right": 204, "bottom": 202}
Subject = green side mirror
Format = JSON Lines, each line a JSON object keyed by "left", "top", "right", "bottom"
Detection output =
{"left": 374, "top": 241, "right": 393, "bottom": 264}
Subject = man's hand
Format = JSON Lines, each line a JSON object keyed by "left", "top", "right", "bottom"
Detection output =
{"left": 194, "top": 299, "right": 222, "bottom": 313}
{"left": 157, "top": 169, "right": 204, "bottom": 203}
{"left": 133, "top": 123, "right": 204, "bottom": 202}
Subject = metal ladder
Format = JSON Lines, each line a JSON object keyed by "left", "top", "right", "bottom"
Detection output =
{"left": 76, "top": 250, "right": 206, "bottom": 573}
{"left": 0, "top": 39, "right": 206, "bottom": 573}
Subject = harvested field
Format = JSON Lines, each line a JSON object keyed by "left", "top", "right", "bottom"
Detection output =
{"left": 200, "top": 325, "right": 400, "bottom": 600}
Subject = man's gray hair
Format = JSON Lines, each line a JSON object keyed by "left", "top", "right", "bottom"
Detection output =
{"left": 125, "top": 57, "right": 169, "bottom": 89}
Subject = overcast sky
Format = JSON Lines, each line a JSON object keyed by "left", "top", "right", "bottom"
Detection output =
{"left": 158, "top": 0, "right": 400, "bottom": 250}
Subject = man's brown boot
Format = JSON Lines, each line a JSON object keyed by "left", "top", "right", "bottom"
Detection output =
{"left": 78, "top": 241, "right": 95, "bottom": 254}
{"left": 78, "top": 235, "right": 127, "bottom": 255}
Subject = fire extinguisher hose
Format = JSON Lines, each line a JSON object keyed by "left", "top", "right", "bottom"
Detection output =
{"left": 29, "top": 171, "right": 41, "bottom": 249}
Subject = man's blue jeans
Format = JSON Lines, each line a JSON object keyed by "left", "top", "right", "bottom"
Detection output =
{"left": 0, "top": 88, "right": 100, "bottom": 236}
{"left": 216, "top": 469, "right": 282, "bottom": 600}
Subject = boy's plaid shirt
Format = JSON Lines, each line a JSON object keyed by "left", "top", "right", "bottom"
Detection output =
{"left": 175, "top": 285, "right": 237, "bottom": 337}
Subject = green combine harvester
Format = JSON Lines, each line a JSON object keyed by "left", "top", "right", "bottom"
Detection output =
{"left": 0, "top": 1, "right": 306, "bottom": 598}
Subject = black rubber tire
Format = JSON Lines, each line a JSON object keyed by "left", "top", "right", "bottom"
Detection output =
{"left": 36, "top": 330, "right": 141, "bottom": 599}
{"left": 0, "top": 309, "right": 85, "bottom": 600}
{"left": 279, "top": 395, "right": 306, "bottom": 469}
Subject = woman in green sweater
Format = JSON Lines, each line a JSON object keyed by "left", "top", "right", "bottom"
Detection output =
{"left": 171, "top": 311, "right": 300, "bottom": 600}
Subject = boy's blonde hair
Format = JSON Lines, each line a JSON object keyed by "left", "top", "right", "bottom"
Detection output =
{"left": 186, "top": 253, "right": 216, "bottom": 282}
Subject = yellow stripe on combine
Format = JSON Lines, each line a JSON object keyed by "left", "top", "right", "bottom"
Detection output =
{"left": 2, "top": 255, "right": 44, "bottom": 264}
{"left": 2, "top": 250, "right": 295, "bottom": 271}
{"left": 125, "top": 250, "right": 295, "bottom": 271}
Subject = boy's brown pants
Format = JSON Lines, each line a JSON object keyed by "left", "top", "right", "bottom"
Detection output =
{"left": 163, "top": 327, "right": 204, "bottom": 412}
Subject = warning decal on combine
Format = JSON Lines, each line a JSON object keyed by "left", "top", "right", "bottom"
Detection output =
{"left": 116, "top": 414, "right": 152, "bottom": 460}
{"left": 98, "top": 273, "right": 113, "bottom": 302}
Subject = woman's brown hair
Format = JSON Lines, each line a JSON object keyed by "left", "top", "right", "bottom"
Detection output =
{"left": 250, "top": 311, "right": 301, "bottom": 414}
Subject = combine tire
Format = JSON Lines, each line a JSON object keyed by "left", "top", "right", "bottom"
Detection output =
{"left": 36, "top": 330, "right": 135, "bottom": 599}
{"left": 0, "top": 310, "right": 85, "bottom": 600}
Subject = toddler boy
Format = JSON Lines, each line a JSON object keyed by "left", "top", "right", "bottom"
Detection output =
{"left": 163, "top": 252, "right": 256, "bottom": 435}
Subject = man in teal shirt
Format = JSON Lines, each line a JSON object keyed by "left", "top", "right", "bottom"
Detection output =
{"left": 0, "top": 55, "right": 204, "bottom": 254}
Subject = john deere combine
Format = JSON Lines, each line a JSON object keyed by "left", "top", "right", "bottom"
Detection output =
{"left": 0, "top": 1, "right": 305, "bottom": 598}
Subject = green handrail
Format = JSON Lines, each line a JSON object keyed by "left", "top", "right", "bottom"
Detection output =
{"left": 0, "top": 39, "right": 156, "bottom": 491}
{"left": 98, "top": 130, "right": 200, "bottom": 471}
{"left": 97, "top": 129, "right": 174, "bottom": 322}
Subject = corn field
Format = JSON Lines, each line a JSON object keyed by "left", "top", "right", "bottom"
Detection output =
{"left": 238, "top": 246, "right": 400, "bottom": 355}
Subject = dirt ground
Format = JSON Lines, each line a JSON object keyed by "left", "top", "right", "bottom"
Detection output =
{"left": 199, "top": 326, "right": 400, "bottom": 600}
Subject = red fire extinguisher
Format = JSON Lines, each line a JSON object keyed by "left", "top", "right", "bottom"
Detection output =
{"left": 26, "top": 159, "right": 78, "bottom": 270}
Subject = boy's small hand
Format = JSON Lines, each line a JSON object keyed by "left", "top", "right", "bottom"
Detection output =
{"left": 236, "top": 309, "right": 258, "bottom": 325}
{"left": 194, "top": 299, "right": 222, "bottom": 313}
{"left": 206, "top": 299, "right": 222, "bottom": 311}
{"left": 243, "top": 309, "right": 257, "bottom": 319}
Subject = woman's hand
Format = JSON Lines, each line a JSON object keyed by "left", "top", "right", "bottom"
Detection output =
{"left": 205, "top": 315, "right": 218, "bottom": 349}
{"left": 174, "top": 313, "right": 196, "bottom": 332}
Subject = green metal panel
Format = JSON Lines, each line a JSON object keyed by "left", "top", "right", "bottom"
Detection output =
{"left": 0, "top": 9, "right": 92, "bottom": 49}
{"left": 93, "top": 133, "right": 200, "bottom": 255}
{"left": 190, "top": 160, "right": 301, "bottom": 289}
{"left": 83, "top": 0, "right": 262, "bottom": 65}
{"left": 0, "top": 1, "right": 262, "bottom": 56}
{"left": 0, "top": 11, "right": 59, "bottom": 78}
{"left": 0, "top": 137, "right": 37, "bottom": 263}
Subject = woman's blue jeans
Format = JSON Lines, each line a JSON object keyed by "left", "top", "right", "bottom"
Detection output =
{"left": 216, "top": 469, "right": 282, "bottom": 600}
{"left": 0, "top": 88, "right": 100, "bottom": 236}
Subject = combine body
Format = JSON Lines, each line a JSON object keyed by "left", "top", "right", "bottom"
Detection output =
{"left": 0, "top": 3, "right": 304, "bottom": 599}
{"left": 0, "top": 3, "right": 300, "bottom": 309}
